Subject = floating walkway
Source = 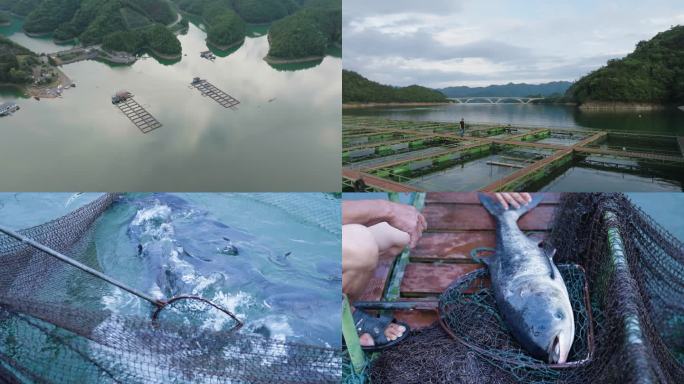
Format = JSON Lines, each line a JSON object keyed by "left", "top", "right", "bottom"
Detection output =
{"left": 190, "top": 78, "right": 240, "bottom": 108}
{"left": 114, "top": 98, "right": 162, "bottom": 133}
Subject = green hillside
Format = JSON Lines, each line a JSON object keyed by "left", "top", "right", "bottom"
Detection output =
{"left": 1, "top": 0, "right": 178, "bottom": 46}
{"left": 102, "top": 23, "right": 181, "bottom": 56}
{"left": 266, "top": 0, "right": 341, "bottom": 60}
{"left": 567, "top": 26, "right": 684, "bottom": 104}
{"left": 231, "top": 0, "right": 298, "bottom": 24}
{"left": 0, "top": 36, "right": 37, "bottom": 84}
{"left": 0, "top": 0, "right": 43, "bottom": 17}
{"left": 172, "top": 0, "right": 246, "bottom": 48}
{"left": 343, "top": 70, "right": 449, "bottom": 103}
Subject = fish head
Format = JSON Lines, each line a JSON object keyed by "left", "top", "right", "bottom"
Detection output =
{"left": 517, "top": 289, "right": 575, "bottom": 364}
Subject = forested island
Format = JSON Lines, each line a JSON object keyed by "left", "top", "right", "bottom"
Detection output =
{"left": 265, "top": 0, "right": 341, "bottom": 63}
{"left": 567, "top": 26, "right": 684, "bottom": 110}
{"left": 342, "top": 70, "right": 449, "bottom": 106}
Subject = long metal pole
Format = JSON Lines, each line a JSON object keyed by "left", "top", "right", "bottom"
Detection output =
{"left": 0, "top": 225, "right": 164, "bottom": 308}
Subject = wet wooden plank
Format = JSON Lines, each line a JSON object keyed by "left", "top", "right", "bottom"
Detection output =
{"left": 358, "top": 251, "right": 398, "bottom": 302}
{"left": 400, "top": 263, "right": 484, "bottom": 296}
{"left": 410, "top": 231, "right": 548, "bottom": 261}
{"left": 342, "top": 168, "right": 422, "bottom": 192}
{"left": 394, "top": 310, "right": 440, "bottom": 329}
{"left": 423, "top": 204, "right": 557, "bottom": 231}
{"left": 426, "top": 192, "right": 561, "bottom": 204}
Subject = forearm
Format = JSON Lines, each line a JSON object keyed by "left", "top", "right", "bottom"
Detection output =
{"left": 342, "top": 200, "right": 391, "bottom": 226}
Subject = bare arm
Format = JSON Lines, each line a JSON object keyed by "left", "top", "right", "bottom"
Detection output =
{"left": 343, "top": 200, "right": 427, "bottom": 248}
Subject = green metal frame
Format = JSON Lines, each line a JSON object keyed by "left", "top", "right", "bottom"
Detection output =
{"left": 385, "top": 192, "right": 426, "bottom": 301}
{"left": 342, "top": 295, "right": 366, "bottom": 375}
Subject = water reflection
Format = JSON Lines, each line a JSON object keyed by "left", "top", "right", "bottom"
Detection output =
{"left": 346, "top": 104, "right": 684, "bottom": 136}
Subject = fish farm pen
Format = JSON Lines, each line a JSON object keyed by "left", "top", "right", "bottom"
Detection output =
{"left": 190, "top": 78, "right": 240, "bottom": 109}
{"left": 112, "top": 94, "right": 162, "bottom": 134}
{"left": 341, "top": 116, "right": 684, "bottom": 192}
{"left": 342, "top": 192, "right": 684, "bottom": 383}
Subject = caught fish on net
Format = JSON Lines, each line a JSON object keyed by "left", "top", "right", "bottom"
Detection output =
{"left": 353, "top": 193, "right": 683, "bottom": 384}
{"left": 0, "top": 193, "right": 341, "bottom": 383}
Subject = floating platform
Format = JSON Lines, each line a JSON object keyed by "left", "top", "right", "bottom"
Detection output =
{"left": 114, "top": 97, "right": 162, "bottom": 133}
{"left": 342, "top": 116, "right": 684, "bottom": 192}
{"left": 190, "top": 79, "right": 240, "bottom": 108}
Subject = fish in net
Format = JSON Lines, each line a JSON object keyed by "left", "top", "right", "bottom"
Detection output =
{"left": 0, "top": 193, "right": 341, "bottom": 383}
{"left": 365, "top": 193, "right": 683, "bottom": 384}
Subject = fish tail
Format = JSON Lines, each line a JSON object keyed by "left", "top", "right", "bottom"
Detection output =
{"left": 479, "top": 193, "right": 543, "bottom": 222}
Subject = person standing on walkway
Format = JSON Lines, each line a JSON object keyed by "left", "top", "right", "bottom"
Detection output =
{"left": 459, "top": 118, "right": 466, "bottom": 137}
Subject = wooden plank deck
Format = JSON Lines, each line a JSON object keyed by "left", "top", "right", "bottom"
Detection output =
{"left": 354, "top": 192, "right": 561, "bottom": 329}
{"left": 115, "top": 98, "right": 162, "bottom": 133}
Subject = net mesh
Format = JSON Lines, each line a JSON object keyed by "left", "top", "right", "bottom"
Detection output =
{"left": 367, "top": 193, "right": 684, "bottom": 384}
{"left": 244, "top": 193, "right": 341, "bottom": 236}
{"left": 0, "top": 194, "right": 341, "bottom": 384}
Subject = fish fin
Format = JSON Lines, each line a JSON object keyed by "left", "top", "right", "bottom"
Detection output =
{"left": 547, "top": 248, "right": 556, "bottom": 261}
{"left": 478, "top": 193, "right": 544, "bottom": 222}
{"left": 545, "top": 248, "right": 557, "bottom": 279}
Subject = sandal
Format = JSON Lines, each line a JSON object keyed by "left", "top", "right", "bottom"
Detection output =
{"left": 352, "top": 309, "right": 411, "bottom": 351}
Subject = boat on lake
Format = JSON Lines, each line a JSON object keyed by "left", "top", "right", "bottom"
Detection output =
{"left": 0, "top": 102, "right": 19, "bottom": 117}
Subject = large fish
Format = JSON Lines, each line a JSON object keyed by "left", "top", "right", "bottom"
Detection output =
{"left": 479, "top": 193, "right": 574, "bottom": 363}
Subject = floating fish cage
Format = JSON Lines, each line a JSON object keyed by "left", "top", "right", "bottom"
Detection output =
{"left": 341, "top": 117, "right": 684, "bottom": 192}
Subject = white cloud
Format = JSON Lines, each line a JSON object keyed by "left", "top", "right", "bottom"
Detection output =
{"left": 344, "top": 0, "right": 683, "bottom": 87}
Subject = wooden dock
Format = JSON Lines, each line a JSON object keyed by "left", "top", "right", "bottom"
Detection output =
{"left": 355, "top": 192, "right": 560, "bottom": 329}
{"left": 191, "top": 80, "right": 240, "bottom": 108}
{"left": 342, "top": 169, "right": 422, "bottom": 192}
{"left": 115, "top": 98, "right": 162, "bottom": 133}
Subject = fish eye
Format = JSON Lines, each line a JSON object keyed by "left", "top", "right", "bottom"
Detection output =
{"left": 555, "top": 311, "right": 564, "bottom": 319}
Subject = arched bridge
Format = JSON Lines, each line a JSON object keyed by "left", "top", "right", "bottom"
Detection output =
{"left": 449, "top": 97, "right": 545, "bottom": 104}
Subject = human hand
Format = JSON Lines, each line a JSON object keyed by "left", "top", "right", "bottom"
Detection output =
{"left": 383, "top": 201, "right": 427, "bottom": 248}
{"left": 494, "top": 192, "right": 532, "bottom": 210}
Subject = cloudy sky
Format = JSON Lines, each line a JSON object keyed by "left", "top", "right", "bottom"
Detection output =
{"left": 343, "top": 0, "right": 684, "bottom": 87}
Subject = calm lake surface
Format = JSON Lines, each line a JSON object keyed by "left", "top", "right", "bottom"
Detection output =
{"left": 0, "top": 17, "right": 341, "bottom": 191}
{"left": 345, "top": 103, "right": 684, "bottom": 136}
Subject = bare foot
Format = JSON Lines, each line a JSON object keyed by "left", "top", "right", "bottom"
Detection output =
{"left": 358, "top": 322, "right": 407, "bottom": 347}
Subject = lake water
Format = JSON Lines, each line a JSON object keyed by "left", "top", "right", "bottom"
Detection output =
{"left": 0, "top": 192, "right": 341, "bottom": 347}
{"left": 0, "top": 17, "right": 341, "bottom": 191}
{"left": 345, "top": 103, "right": 684, "bottom": 136}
